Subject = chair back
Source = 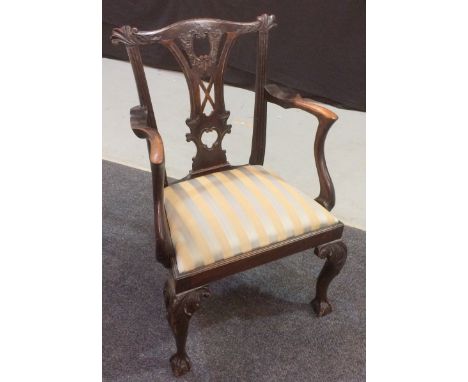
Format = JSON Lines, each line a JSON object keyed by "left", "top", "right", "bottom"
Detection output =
{"left": 111, "top": 14, "right": 276, "bottom": 176}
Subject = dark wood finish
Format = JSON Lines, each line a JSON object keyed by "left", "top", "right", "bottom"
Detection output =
{"left": 111, "top": 14, "right": 347, "bottom": 377}
{"left": 130, "top": 106, "right": 164, "bottom": 164}
{"left": 173, "top": 223, "right": 343, "bottom": 294}
{"left": 129, "top": 106, "right": 173, "bottom": 267}
{"left": 164, "top": 277, "right": 210, "bottom": 376}
{"left": 311, "top": 241, "right": 347, "bottom": 317}
{"left": 250, "top": 14, "right": 276, "bottom": 165}
{"left": 112, "top": 16, "right": 276, "bottom": 176}
{"left": 125, "top": 46, "right": 158, "bottom": 131}
{"left": 265, "top": 84, "right": 338, "bottom": 211}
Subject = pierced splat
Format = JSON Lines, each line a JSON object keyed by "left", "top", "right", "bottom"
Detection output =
{"left": 200, "top": 129, "right": 218, "bottom": 148}
{"left": 111, "top": 15, "right": 276, "bottom": 175}
{"left": 199, "top": 79, "right": 215, "bottom": 114}
{"left": 162, "top": 29, "right": 237, "bottom": 172}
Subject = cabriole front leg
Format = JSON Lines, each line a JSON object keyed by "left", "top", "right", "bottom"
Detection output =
{"left": 311, "top": 240, "right": 347, "bottom": 317}
{"left": 163, "top": 278, "right": 210, "bottom": 377}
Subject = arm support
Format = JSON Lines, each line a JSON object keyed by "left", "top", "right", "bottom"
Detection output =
{"left": 130, "top": 106, "right": 174, "bottom": 267}
{"left": 265, "top": 84, "right": 338, "bottom": 211}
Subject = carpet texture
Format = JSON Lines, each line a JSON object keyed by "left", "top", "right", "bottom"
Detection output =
{"left": 103, "top": 160, "right": 366, "bottom": 381}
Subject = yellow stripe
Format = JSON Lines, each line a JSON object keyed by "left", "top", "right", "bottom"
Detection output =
{"left": 245, "top": 167, "right": 305, "bottom": 236}
{"left": 173, "top": 241, "right": 194, "bottom": 273}
{"left": 195, "top": 176, "right": 253, "bottom": 253}
{"left": 165, "top": 189, "right": 216, "bottom": 266}
{"left": 212, "top": 171, "right": 271, "bottom": 247}
{"left": 161, "top": 204, "right": 196, "bottom": 271}
{"left": 230, "top": 168, "right": 289, "bottom": 241}
{"left": 179, "top": 181, "right": 234, "bottom": 260}
{"left": 272, "top": 178, "right": 334, "bottom": 229}
{"left": 165, "top": 165, "right": 338, "bottom": 274}
{"left": 257, "top": 166, "right": 336, "bottom": 226}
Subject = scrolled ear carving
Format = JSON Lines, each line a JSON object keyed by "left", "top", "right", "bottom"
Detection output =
{"left": 111, "top": 25, "right": 162, "bottom": 46}
{"left": 257, "top": 14, "right": 277, "bottom": 32}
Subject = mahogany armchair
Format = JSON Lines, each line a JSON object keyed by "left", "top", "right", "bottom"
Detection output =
{"left": 111, "top": 14, "right": 347, "bottom": 377}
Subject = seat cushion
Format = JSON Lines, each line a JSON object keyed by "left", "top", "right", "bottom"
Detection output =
{"left": 164, "top": 165, "right": 338, "bottom": 273}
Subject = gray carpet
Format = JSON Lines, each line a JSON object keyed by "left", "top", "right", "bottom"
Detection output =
{"left": 103, "top": 160, "right": 365, "bottom": 382}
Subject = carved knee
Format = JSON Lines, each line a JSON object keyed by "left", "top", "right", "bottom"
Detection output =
{"left": 311, "top": 240, "right": 347, "bottom": 317}
{"left": 164, "top": 278, "right": 210, "bottom": 376}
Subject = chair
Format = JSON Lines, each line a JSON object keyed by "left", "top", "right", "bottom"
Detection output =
{"left": 111, "top": 14, "right": 347, "bottom": 377}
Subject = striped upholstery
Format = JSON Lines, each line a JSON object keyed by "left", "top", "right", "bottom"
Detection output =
{"left": 164, "top": 165, "right": 338, "bottom": 273}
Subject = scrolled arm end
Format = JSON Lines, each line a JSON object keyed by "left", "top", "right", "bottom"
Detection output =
{"left": 130, "top": 106, "right": 165, "bottom": 165}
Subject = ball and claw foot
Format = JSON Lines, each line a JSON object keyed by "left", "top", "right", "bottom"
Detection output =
{"left": 311, "top": 298, "right": 333, "bottom": 317}
{"left": 164, "top": 277, "right": 210, "bottom": 377}
{"left": 311, "top": 240, "right": 347, "bottom": 317}
{"left": 170, "top": 352, "right": 191, "bottom": 377}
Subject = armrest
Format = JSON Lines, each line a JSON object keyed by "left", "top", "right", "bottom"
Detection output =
{"left": 265, "top": 84, "right": 338, "bottom": 211}
{"left": 130, "top": 105, "right": 174, "bottom": 267}
{"left": 265, "top": 84, "right": 338, "bottom": 122}
{"left": 130, "top": 106, "right": 165, "bottom": 165}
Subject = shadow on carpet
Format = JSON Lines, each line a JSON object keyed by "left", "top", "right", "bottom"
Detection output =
{"left": 103, "top": 160, "right": 365, "bottom": 382}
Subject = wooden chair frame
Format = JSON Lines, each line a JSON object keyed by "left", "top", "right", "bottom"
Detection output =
{"left": 111, "top": 14, "right": 347, "bottom": 377}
